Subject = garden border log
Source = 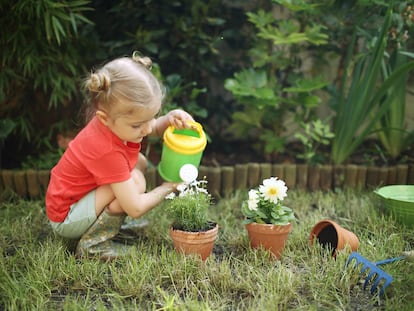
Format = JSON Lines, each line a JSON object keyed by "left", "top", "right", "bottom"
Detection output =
{"left": 333, "top": 165, "right": 345, "bottom": 189}
{"left": 1, "top": 163, "right": 412, "bottom": 200}
{"left": 356, "top": 166, "right": 367, "bottom": 190}
{"left": 308, "top": 165, "right": 320, "bottom": 192}
{"left": 284, "top": 164, "right": 296, "bottom": 189}
{"left": 13, "top": 171, "right": 27, "bottom": 197}
{"left": 377, "top": 167, "right": 388, "bottom": 187}
{"left": 207, "top": 167, "right": 221, "bottom": 198}
{"left": 345, "top": 164, "right": 358, "bottom": 188}
{"left": 366, "top": 166, "right": 379, "bottom": 188}
{"left": 247, "top": 163, "right": 260, "bottom": 188}
{"left": 319, "top": 165, "right": 332, "bottom": 191}
{"left": 198, "top": 165, "right": 209, "bottom": 181}
{"left": 296, "top": 164, "right": 308, "bottom": 190}
{"left": 26, "top": 169, "right": 40, "bottom": 199}
{"left": 1, "top": 170, "right": 15, "bottom": 193}
{"left": 272, "top": 164, "right": 284, "bottom": 180}
{"left": 37, "top": 170, "right": 50, "bottom": 195}
{"left": 221, "top": 166, "right": 234, "bottom": 198}
{"left": 396, "top": 164, "right": 408, "bottom": 184}
{"left": 234, "top": 164, "right": 248, "bottom": 191}
{"left": 387, "top": 166, "right": 397, "bottom": 185}
{"left": 408, "top": 164, "right": 414, "bottom": 184}
{"left": 259, "top": 163, "right": 272, "bottom": 181}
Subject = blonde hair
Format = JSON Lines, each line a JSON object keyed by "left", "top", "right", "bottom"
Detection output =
{"left": 84, "top": 52, "right": 164, "bottom": 121}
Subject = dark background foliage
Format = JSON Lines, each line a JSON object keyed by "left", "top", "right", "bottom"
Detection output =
{"left": 0, "top": 0, "right": 261, "bottom": 168}
{"left": 1, "top": 0, "right": 413, "bottom": 169}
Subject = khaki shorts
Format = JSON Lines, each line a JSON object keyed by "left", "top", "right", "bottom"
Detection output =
{"left": 50, "top": 190, "right": 97, "bottom": 239}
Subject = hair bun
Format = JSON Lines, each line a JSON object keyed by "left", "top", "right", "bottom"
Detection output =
{"left": 132, "top": 51, "right": 153, "bottom": 69}
{"left": 87, "top": 70, "right": 111, "bottom": 92}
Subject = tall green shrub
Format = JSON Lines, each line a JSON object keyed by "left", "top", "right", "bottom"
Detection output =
{"left": 224, "top": 1, "right": 329, "bottom": 157}
{"left": 375, "top": 4, "right": 414, "bottom": 159}
{"left": 330, "top": 7, "right": 414, "bottom": 164}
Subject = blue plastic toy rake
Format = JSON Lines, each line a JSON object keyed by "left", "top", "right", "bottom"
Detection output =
{"left": 346, "top": 252, "right": 407, "bottom": 297}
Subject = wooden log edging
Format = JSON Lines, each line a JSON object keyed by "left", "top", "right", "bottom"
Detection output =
{"left": 1, "top": 163, "right": 413, "bottom": 199}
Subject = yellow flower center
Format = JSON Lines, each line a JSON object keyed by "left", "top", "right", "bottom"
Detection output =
{"left": 269, "top": 188, "right": 277, "bottom": 195}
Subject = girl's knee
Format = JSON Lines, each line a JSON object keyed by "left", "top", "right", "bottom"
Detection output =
{"left": 137, "top": 153, "right": 148, "bottom": 173}
{"left": 106, "top": 201, "right": 126, "bottom": 215}
{"left": 132, "top": 169, "right": 146, "bottom": 193}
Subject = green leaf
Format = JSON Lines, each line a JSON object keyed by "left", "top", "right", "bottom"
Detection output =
{"left": 256, "top": 210, "right": 268, "bottom": 220}
{"left": 283, "top": 77, "right": 329, "bottom": 93}
{"left": 51, "top": 16, "right": 64, "bottom": 45}
{"left": 0, "top": 119, "right": 16, "bottom": 141}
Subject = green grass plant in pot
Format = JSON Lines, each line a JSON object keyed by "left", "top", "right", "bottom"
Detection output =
{"left": 242, "top": 177, "right": 295, "bottom": 259}
{"left": 165, "top": 178, "right": 217, "bottom": 261}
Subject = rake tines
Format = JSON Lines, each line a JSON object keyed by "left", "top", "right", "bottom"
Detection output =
{"left": 346, "top": 252, "right": 400, "bottom": 297}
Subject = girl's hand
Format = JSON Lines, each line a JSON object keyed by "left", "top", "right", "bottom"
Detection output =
{"left": 159, "top": 182, "right": 184, "bottom": 199}
{"left": 167, "top": 109, "right": 194, "bottom": 129}
{"left": 162, "top": 182, "right": 180, "bottom": 193}
{"left": 153, "top": 109, "right": 195, "bottom": 138}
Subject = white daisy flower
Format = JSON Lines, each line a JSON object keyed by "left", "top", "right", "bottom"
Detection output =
{"left": 165, "top": 192, "right": 176, "bottom": 200}
{"left": 259, "top": 177, "right": 287, "bottom": 204}
{"left": 176, "top": 184, "right": 187, "bottom": 192}
{"left": 247, "top": 189, "right": 259, "bottom": 211}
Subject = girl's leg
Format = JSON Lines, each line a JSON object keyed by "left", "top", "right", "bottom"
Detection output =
{"left": 94, "top": 167, "right": 146, "bottom": 216}
{"left": 76, "top": 153, "right": 149, "bottom": 259}
{"left": 95, "top": 152, "right": 148, "bottom": 216}
{"left": 119, "top": 166, "right": 149, "bottom": 232}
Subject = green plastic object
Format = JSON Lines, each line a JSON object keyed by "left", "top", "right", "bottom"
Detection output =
{"left": 374, "top": 185, "right": 414, "bottom": 227}
{"left": 158, "top": 121, "right": 207, "bottom": 182}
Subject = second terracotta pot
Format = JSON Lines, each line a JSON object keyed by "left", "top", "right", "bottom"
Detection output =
{"left": 169, "top": 223, "right": 218, "bottom": 261}
{"left": 245, "top": 222, "right": 292, "bottom": 259}
{"left": 309, "top": 219, "right": 359, "bottom": 256}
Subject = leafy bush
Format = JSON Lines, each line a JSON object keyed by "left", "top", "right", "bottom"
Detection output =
{"left": 0, "top": 0, "right": 94, "bottom": 167}
{"left": 224, "top": 2, "right": 329, "bottom": 157}
{"left": 21, "top": 148, "right": 64, "bottom": 170}
{"left": 294, "top": 119, "right": 334, "bottom": 165}
{"left": 0, "top": 0, "right": 251, "bottom": 168}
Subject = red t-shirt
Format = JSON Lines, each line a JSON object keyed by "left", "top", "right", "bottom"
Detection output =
{"left": 46, "top": 117, "right": 141, "bottom": 222}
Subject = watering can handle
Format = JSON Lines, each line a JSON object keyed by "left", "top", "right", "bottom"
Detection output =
{"left": 188, "top": 121, "right": 203, "bottom": 133}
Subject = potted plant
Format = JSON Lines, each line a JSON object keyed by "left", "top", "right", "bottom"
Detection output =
{"left": 242, "top": 177, "right": 295, "bottom": 259}
{"left": 165, "top": 178, "right": 218, "bottom": 261}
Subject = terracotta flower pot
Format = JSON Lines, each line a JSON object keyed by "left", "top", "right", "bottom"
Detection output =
{"left": 309, "top": 219, "right": 359, "bottom": 256}
{"left": 169, "top": 223, "right": 218, "bottom": 261}
{"left": 245, "top": 222, "right": 292, "bottom": 259}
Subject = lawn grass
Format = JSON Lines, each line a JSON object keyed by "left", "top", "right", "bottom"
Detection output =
{"left": 1, "top": 189, "right": 413, "bottom": 310}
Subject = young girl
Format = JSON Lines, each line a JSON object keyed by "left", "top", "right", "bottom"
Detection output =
{"left": 46, "top": 52, "right": 194, "bottom": 260}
